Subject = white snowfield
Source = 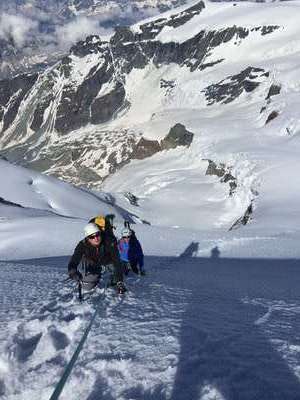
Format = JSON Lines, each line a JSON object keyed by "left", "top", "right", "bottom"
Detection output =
{"left": 1, "top": 0, "right": 300, "bottom": 399}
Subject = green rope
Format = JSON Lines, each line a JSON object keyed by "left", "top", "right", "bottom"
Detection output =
{"left": 49, "top": 288, "right": 106, "bottom": 400}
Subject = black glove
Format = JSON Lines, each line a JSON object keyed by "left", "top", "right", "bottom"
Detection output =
{"left": 69, "top": 269, "right": 83, "bottom": 282}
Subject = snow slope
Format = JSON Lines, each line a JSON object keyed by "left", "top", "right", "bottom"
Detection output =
{"left": 0, "top": 158, "right": 141, "bottom": 260}
{"left": 1, "top": 253, "right": 300, "bottom": 400}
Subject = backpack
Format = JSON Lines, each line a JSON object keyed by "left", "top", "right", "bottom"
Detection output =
{"left": 93, "top": 215, "right": 106, "bottom": 230}
{"left": 90, "top": 214, "right": 115, "bottom": 232}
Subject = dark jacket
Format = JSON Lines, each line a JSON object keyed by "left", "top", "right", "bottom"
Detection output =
{"left": 68, "top": 233, "right": 123, "bottom": 282}
{"left": 128, "top": 234, "right": 144, "bottom": 267}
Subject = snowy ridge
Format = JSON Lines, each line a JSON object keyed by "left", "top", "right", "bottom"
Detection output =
{"left": 0, "top": 158, "right": 145, "bottom": 260}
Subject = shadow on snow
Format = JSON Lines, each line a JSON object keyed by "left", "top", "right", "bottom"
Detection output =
{"left": 168, "top": 245, "right": 300, "bottom": 400}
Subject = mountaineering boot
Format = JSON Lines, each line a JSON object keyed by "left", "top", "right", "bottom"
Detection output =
{"left": 110, "top": 275, "right": 117, "bottom": 287}
{"left": 117, "top": 281, "right": 127, "bottom": 294}
{"left": 122, "top": 262, "right": 130, "bottom": 276}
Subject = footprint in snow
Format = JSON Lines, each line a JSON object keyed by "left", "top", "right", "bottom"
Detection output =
{"left": 48, "top": 327, "right": 70, "bottom": 351}
{"left": 0, "top": 379, "right": 5, "bottom": 397}
{"left": 10, "top": 331, "right": 43, "bottom": 363}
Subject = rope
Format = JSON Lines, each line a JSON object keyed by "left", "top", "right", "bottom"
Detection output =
{"left": 49, "top": 283, "right": 107, "bottom": 400}
{"left": 78, "top": 280, "right": 83, "bottom": 302}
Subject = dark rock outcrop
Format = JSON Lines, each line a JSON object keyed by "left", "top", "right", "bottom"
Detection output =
{"left": 205, "top": 160, "right": 227, "bottom": 178}
{"left": 160, "top": 79, "right": 176, "bottom": 90}
{"left": 203, "top": 67, "right": 269, "bottom": 105}
{"left": 265, "top": 110, "right": 279, "bottom": 124}
{"left": 205, "top": 160, "right": 237, "bottom": 196}
{"left": 266, "top": 84, "right": 281, "bottom": 100}
{"left": 70, "top": 35, "right": 105, "bottom": 57}
{"left": 229, "top": 202, "right": 253, "bottom": 230}
{"left": 260, "top": 83, "right": 281, "bottom": 114}
{"left": 131, "top": 137, "right": 161, "bottom": 160}
{"left": 0, "top": 73, "right": 38, "bottom": 133}
{"left": 136, "top": 1, "right": 205, "bottom": 41}
{"left": 29, "top": 76, "right": 56, "bottom": 132}
{"left": 131, "top": 123, "right": 194, "bottom": 160}
{"left": 161, "top": 123, "right": 194, "bottom": 150}
{"left": 261, "top": 25, "right": 280, "bottom": 35}
{"left": 124, "top": 192, "right": 139, "bottom": 207}
{"left": 55, "top": 49, "right": 118, "bottom": 134}
{"left": 91, "top": 82, "right": 126, "bottom": 125}
{"left": 205, "top": 159, "right": 257, "bottom": 230}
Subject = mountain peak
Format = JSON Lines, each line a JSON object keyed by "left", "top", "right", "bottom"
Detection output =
{"left": 70, "top": 35, "right": 105, "bottom": 57}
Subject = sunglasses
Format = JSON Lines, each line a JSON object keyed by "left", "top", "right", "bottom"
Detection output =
{"left": 88, "top": 232, "right": 100, "bottom": 240}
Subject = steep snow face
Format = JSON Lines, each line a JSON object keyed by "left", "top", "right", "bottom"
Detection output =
{"left": 0, "top": 158, "right": 146, "bottom": 260}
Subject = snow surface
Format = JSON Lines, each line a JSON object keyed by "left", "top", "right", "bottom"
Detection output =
{"left": 1, "top": 253, "right": 300, "bottom": 399}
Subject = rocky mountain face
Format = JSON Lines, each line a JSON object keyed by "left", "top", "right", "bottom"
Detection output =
{"left": 0, "top": 0, "right": 289, "bottom": 191}
{"left": 0, "top": 40, "right": 64, "bottom": 81}
{"left": 0, "top": 0, "right": 190, "bottom": 79}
